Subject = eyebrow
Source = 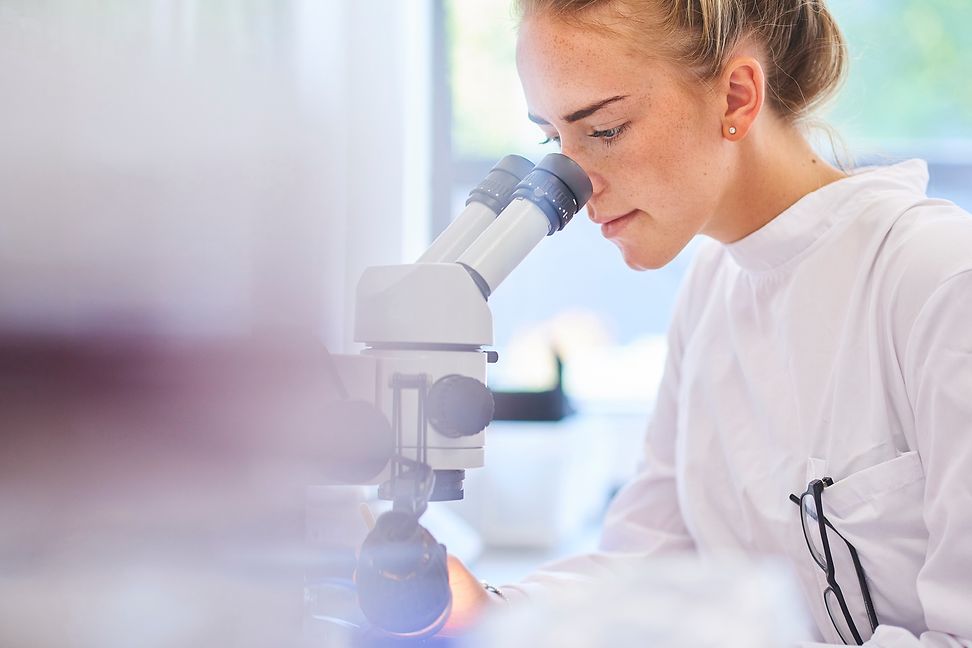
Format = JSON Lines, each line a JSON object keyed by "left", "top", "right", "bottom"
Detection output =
{"left": 528, "top": 95, "right": 629, "bottom": 126}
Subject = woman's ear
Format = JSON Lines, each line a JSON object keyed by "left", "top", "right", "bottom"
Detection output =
{"left": 720, "top": 56, "right": 765, "bottom": 140}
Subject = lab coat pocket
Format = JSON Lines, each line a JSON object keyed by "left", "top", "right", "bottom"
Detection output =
{"left": 817, "top": 452, "right": 928, "bottom": 636}
{"left": 822, "top": 451, "right": 924, "bottom": 513}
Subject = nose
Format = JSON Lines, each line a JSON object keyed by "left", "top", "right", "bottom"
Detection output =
{"left": 587, "top": 169, "right": 607, "bottom": 200}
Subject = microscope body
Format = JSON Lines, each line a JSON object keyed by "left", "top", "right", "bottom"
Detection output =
{"left": 326, "top": 153, "right": 593, "bottom": 638}
{"left": 355, "top": 262, "right": 495, "bottom": 480}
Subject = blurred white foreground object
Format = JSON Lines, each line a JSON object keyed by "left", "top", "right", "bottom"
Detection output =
{"left": 470, "top": 556, "right": 812, "bottom": 648}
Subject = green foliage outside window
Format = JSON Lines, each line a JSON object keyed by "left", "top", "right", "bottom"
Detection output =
{"left": 446, "top": 0, "right": 531, "bottom": 158}
{"left": 827, "top": 0, "right": 972, "bottom": 142}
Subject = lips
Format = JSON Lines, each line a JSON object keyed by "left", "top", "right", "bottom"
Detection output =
{"left": 597, "top": 210, "right": 637, "bottom": 238}
{"left": 590, "top": 209, "right": 635, "bottom": 225}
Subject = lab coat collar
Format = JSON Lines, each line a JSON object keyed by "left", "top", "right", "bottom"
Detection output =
{"left": 724, "top": 159, "right": 930, "bottom": 273}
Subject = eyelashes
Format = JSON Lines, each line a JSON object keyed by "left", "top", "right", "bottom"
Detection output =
{"left": 590, "top": 122, "right": 630, "bottom": 145}
{"left": 539, "top": 122, "right": 631, "bottom": 148}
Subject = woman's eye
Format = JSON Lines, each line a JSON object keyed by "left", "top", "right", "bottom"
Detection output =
{"left": 589, "top": 123, "right": 630, "bottom": 144}
{"left": 540, "top": 135, "right": 561, "bottom": 147}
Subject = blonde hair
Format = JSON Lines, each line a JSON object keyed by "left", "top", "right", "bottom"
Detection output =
{"left": 514, "top": 0, "right": 848, "bottom": 124}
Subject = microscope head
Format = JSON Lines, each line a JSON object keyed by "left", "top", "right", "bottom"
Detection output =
{"left": 349, "top": 153, "right": 592, "bottom": 504}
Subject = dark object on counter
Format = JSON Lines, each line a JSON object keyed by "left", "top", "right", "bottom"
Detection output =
{"left": 490, "top": 353, "right": 574, "bottom": 422}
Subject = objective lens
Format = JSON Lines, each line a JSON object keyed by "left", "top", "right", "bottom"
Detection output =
{"left": 355, "top": 511, "right": 452, "bottom": 637}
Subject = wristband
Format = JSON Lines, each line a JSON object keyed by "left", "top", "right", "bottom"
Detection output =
{"left": 481, "top": 581, "right": 508, "bottom": 603}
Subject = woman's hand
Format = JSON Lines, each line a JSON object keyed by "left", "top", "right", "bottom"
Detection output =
{"left": 438, "top": 554, "right": 503, "bottom": 637}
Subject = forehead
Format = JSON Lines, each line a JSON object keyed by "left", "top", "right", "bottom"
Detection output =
{"left": 515, "top": 16, "right": 658, "bottom": 119}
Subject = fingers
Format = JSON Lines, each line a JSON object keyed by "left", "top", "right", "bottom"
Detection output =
{"left": 438, "top": 555, "right": 493, "bottom": 637}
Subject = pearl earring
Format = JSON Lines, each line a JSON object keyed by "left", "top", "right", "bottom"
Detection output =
{"left": 728, "top": 126, "right": 737, "bottom": 135}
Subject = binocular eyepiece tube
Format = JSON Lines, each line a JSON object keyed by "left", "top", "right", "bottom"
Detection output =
{"left": 416, "top": 154, "right": 535, "bottom": 264}
{"left": 456, "top": 153, "right": 593, "bottom": 298}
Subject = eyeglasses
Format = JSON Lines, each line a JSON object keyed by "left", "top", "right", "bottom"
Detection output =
{"left": 789, "top": 478, "right": 880, "bottom": 645}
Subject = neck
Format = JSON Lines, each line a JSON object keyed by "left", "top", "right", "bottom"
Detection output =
{"left": 708, "top": 116, "right": 847, "bottom": 244}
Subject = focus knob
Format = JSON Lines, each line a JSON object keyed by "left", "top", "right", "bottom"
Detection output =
{"left": 426, "top": 374, "right": 494, "bottom": 438}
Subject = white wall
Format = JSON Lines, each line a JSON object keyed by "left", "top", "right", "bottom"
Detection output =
{"left": 334, "top": 0, "right": 434, "bottom": 350}
{"left": 0, "top": 0, "right": 432, "bottom": 352}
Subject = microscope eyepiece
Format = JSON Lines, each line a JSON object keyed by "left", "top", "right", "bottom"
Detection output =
{"left": 418, "top": 154, "right": 535, "bottom": 263}
{"left": 465, "top": 154, "right": 536, "bottom": 213}
{"left": 512, "top": 153, "right": 594, "bottom": 235}
{"left": 535, "top": 153, "right": 594, "bottom": 207}
{"left": 455, "top": 152, "right": 592, "bottom": 297}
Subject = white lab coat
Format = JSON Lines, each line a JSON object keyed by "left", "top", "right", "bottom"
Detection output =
{"left": 499, "top": 160, "right": 972, "bottom": 646}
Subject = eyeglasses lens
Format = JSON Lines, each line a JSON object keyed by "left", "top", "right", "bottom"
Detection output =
{"left": 800, "top": 492, "right": 827, "bottom": 568}
{"left": 825, "top": 587, "right": 860, "bottom": 645}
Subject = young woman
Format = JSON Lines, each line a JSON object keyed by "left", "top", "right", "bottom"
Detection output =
{"left": 445, "top": 1, "right": 972, "bottom": 645}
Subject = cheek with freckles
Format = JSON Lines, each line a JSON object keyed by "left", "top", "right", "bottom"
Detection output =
{"left": 596, "top": 127, "right": 726, "bottom": 269}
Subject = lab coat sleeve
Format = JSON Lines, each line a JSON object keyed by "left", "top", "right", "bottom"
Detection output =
{"left": 801, "top": 269, "right": 972, "bottom": 648}
{"left": 596, "top": 317, "right": 696, "bottom": 555}
{"left": 498, "top": 266, "right": 699, "bottom": 605}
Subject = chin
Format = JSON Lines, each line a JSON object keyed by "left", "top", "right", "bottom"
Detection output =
{"left": 615, "top": 242, "right": 678, "bottom": 271}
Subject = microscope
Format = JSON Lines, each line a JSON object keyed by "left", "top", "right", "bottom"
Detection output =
{"left": 324, "top": 153, "right": 592, "bottom": 638}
